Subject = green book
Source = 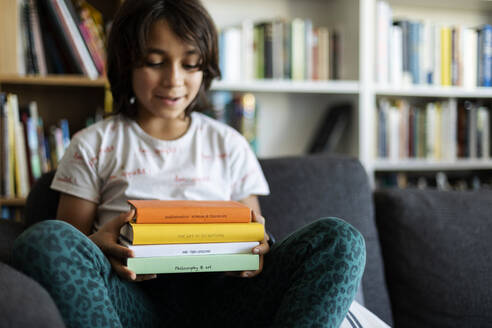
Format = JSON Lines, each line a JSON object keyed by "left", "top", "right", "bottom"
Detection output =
{"left": 127, "top": 254, "right": 259, "bottom": 274}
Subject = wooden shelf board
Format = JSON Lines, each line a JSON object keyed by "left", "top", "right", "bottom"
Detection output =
{"left": 374, "top": 159, "right": 492, "bottom": 171}
{"left": 0, "top": 198, "right": 26, "bottom": 207}
{"left": 212, "top": 79, "right": 360, "bottom": 94}
{"left": 0, "top": 74, "right": 107, "bottom": 87}
{"left": 387, "top": 0, "right": 492, "bottom": 11}
{"left": 375, "top": 85, "right": 492, "bottom": 98}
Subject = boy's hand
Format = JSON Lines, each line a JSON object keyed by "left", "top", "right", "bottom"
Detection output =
{"left": 228, "top": 211, "right": 270, "bottom": 278}
{"left": 89, "top": 210, "right": 156, "bottom": 282}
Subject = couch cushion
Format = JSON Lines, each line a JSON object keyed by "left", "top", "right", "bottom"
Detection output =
{"left": 24, "top": 170, "right": 59, "bottom": 227}
{"left": 0, "top": 262, "right": 65, "bottom": 327}
{"left": 0, "top": 220, "right": 25, "bottom": 263}
{"left": 374, "top": 189, "right": 492, "bottom": 328}
{"left": 259, "top": 154, "right": 392, "bottom": 325}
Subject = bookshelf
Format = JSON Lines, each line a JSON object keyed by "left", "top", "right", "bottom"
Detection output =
{"left": 1, "top": 0, "right": 492, "bottom": 215}
{"left": 370, "top": 0, "right": 492, "bottom": 188}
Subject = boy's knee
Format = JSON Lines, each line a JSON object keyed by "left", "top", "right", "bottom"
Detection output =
{"left": 312, "top": 217, "right": 366, "bottom": 263}
{"left": 13, "top": 220, "right": 81, "bottom": 265}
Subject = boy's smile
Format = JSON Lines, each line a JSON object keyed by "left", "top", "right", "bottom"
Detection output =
{"left": 132, "top": 19, "right": 203, "bottom": 140}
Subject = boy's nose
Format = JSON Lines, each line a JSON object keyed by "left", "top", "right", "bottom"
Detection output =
{"left": 162, "top": 63, "right": 184, "bottom": 86}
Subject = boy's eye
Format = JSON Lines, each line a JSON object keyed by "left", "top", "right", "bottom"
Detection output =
{"left": 183, "top": 63, "right": 200, "bottom": 70}
{"left": 146, "top": 61, "right": 163, "bottom": 67}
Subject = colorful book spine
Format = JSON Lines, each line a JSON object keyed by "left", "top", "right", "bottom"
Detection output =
{"left": 441, "top": 26, "right": 452, "bottom": 86}
{"left": 291, "top": 18, "right": 305, "bottom": 80}
{"left": 122, "top": 222, "right": 265, "bottom": 245}
{"left": 128, "top": 200, "right": 252, "bottom": 224}
{"left": 479, "top": 24, "right": 492, "bottom": 87}
{"left": 127, "top": 254, "right": 259, "bottom": 274}
{"left": 122, "top": 241, "right": 260, "bottom": 258}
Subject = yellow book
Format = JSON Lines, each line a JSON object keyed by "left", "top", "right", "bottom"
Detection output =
{"left": 441, "top": 27, "right": 452, "bottom": 86}
{"left": 6, "top": 95, "right": 17, "bottom": 197}
{"left": 121, "top": 222, "right": 265, "bottom": 245}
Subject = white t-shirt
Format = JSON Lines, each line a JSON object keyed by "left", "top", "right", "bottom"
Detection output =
{"left": 51, "top": 112, "right": 270, "bottom": 231}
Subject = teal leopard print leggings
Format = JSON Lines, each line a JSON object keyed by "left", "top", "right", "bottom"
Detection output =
{"left": 12, "top": 217, "right": 365, "bottom": 328}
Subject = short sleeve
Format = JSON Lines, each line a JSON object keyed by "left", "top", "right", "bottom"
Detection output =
{"left": 50, "top": 135, "right": 101, "bottom": 203}
{"left": 228, "top": 132, "right": 270, "bottom": 201}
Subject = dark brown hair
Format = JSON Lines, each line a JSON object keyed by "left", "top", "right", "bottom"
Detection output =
{"left": 106, "top": 0, "right": 221, "bottom": 117}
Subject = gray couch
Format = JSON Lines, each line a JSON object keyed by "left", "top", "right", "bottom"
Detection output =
{"left": 1, "top": 154, "right": 491, "bottom": 327}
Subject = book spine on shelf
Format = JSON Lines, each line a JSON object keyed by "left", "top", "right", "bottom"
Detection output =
{"left": 122, "top": 222, "right": 265, "bottom": 245}
{"left": 28, "top": 0, "right": 47, "bottom": 75}
{"left": 479, "top": 24, "right": 492, "bottom": 87}
{"left": 122, "top": 241, "right": 260, "bottom": 258}
{"left": 241, "top": 19, "right": 254, "bottom": 81}
{"left": 127, "top": 254, "right": 259, "bottom": 274}
{"left": 0, "top": 94, "right": 7, "bottom": 197}
{"left": 262, "top": 21, "right": 273, "bottom": 79}
{"left": 441, "top": 26, "right": 452, "bottom": 86}
{"left": 291, "top": 18, "right": 305, "bottom": 80}
{"left": 462, "top": 28, "right": 477, "bottom": 89}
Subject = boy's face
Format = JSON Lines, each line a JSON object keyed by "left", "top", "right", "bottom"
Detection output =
{"left": 132, "top": 19, "right": 203, "bottom": 122}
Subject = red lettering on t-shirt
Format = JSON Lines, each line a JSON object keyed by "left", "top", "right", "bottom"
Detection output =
{"left": 121, "top": 168, "right": 147, "bottom": 178}
{"left": 56, "top": 175, "right": 76, "bottom": 185}
{"left": 201, "top": 152, "right": 228, "bottom": 160}
{"left": 154, "top": 147, "right": 177, "bottom": 155}
{"left": 175, "top": 175, "right": 210, "bottom": 184}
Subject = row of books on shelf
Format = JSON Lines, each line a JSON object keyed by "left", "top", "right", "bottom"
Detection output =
{"left": 376, "top": 171, "right": 492, "bottom": 191}
{"left": 377, "top": 98, "right": 491, "bottom": 161}
{"left": 219, "top": 18, "right": 340, "bottom": 82}
{"left": 17, "top": 0, "right": 106, "bottom": 78}
{"left": 207, "top": 91, "right": 258, "bottom": 153}
{"left": 0, "top": 92, "right": 104, "bottom": 200}
{"left": 121, "top": 200, "right": 262, "bottom": 274}
{"left": 0, "top": 206, "right": 23, "bottom": 222}
{"left": 376, "top": 0, "right": 492, "bottom": 88}
{"left": 0, "top": 93, "right": 70, "bottom": 198}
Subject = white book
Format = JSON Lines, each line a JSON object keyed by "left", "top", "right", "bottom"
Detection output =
{"left": 477, "top": 107, "right": 490, "bottom": 158}
{"left": 291, "top": 18, "right": 305, "bottom": 80}
{"left": 433, "top": 24, "right": 441, "bottom": 86}
{"left": 422, "top": 21, "right": 432, "bottom": 84}
{"left": 376, "top": 1, "right": 391, "bottom": 85}
{"left": 462, "top": 28, "right": 478, "bottom": 89}
{"left": 390, "top": 25, "right": 403, "bottom": 86}
{"left": 121, "top": 241, "right": 260, "bottom": 258}
{"left": 223, "top": 26, "right": 241, "bottom": 81}
{"left": 241, "top": 19, "right": 254, "bottom": 81}
{"left": 54, "top": 0, "right": 98, "bottom": 79}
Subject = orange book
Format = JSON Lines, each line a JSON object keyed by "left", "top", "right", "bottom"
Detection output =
{"left": 128, "top": 200, "right": 252, "bottom": 224}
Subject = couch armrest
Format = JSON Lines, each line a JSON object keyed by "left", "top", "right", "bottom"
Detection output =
{"left": 0, "top": 262, "right": 65, "bottom": 327}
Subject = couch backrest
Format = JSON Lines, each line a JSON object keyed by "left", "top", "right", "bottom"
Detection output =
{"left": 259, "top": 154, "right": 392, "bottom": 325}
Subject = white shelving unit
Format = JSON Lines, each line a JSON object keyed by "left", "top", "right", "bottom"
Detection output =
{"left": 205, "top": 0, "right": 492, "bottom": 185}
{"left": 371, "top": 0, "right": 492, "bottom": 186}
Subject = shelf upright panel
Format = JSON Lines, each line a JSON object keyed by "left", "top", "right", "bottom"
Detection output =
{"left": 359, "top": 0, "right": 377, "bottom": 185}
